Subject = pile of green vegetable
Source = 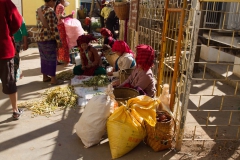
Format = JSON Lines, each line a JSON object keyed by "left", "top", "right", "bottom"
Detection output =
{"left": 56, "top": 70, "right": 75, "bottom": 80}
{"left": 82, "top": 75, "right": 110, "bottom": 87}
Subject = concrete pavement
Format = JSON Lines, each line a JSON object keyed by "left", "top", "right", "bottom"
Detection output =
{"left": 0, "top": 47, "right": 177, "bottom": 160}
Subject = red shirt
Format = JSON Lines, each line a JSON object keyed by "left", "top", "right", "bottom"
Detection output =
{"left": 85, "top": 17, "right": 91, "bottom": 26}
{"left": 0, "top": 0, "right": 22, "bottom": 59}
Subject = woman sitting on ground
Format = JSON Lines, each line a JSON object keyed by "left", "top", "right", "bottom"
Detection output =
{"left": 117, "top": 44, "right": 156, "bottom": 98}
{"left": 73, "top": 35, "right": 106, "bottom": 76}
{"left": 107, "top": 41, "right": 136, "bottom": 78}
{"left": 100, "top": 28, "right": 115, "bottom": 48}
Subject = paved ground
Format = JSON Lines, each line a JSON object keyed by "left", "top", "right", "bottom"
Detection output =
{"left": 0, "top": 47, "right": 239, "bottom": 160}
{"left": 0, "top": 48, "right": 179, "bottom": 160}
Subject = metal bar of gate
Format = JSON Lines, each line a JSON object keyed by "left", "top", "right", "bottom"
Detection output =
{"left": 175, "top": 2, "right": 202, "bottom": 150}
{"left": 156, "top": 0, "right": 170, "bottom": 96}
{"left": 169, "top": 9, "right": 185, "bottom": 112}
{"left": 200, "top": 0, "right": 240, "bottom": 2}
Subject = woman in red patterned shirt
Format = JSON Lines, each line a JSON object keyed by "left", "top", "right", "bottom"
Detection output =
{"left": 54, "top": 0, "right": 73, "bottom": 66}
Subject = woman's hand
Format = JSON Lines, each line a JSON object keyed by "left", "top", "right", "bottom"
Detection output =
{"left": 57, "top": 42, "right": 62, "bottom": 48}
{"left": 22, "top": 42, "right": 28, "bottom": 51}
{"left": 111, "top": 79, "right": 120, "bottom": 87}
{"left": 107, "top": 71, "right": 113, "bottom": 76}
{"left": 67, "top": 14, "right": 73, "bottom": 18}
{"left": 86, "top": 64, "right": 94, "bottom": 68}
{"left": 22, "top": 36, "right": 28, "bottom": 51}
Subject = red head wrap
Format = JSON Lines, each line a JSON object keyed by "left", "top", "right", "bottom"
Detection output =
{"left": 100, "top": 28, "right": 113, "bottom": 37}
{"left": 112, "top": 40, "right": 133, "bottom": 56}
{"left": 77, "top": 35, "right": 96, "bottom": 47}
{"left": 136, "top": 44, "right": 155, "bottom": 71}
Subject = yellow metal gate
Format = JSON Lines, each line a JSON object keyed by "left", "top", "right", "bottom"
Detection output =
{"left": 179, "top": 0, "right": 240, "bottom": 150}
{"left": 128, "top": 0, "right": 240, "bottom": 150}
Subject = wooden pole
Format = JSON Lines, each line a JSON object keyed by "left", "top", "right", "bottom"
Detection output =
{"left": 89, "top": 0, "right": 95, "bottom": 18}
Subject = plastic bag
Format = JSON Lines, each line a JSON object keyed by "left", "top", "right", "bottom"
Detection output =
{"left": 75, "top": 85, "right": 117, "bottom": 148}
{"left": 107, "top": 95, "right": 157, "bottom": 159}
{"left": 64, "top": 18, "right": 84, "bottom": 49}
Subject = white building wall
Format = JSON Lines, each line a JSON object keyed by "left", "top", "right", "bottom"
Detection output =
{"left": 233, "top": 57, "right": 240, "bottom": 77}
{"left": 200, "top": 45, "right": 235, "bottom": 62}
{"left": 12, "top": 0, "right": 22, "bottom": 15}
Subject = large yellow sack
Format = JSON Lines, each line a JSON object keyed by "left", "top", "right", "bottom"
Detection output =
{"left": 107, "top": 106, "right": 145, "bottom": 159}
{"left": 128, "top": 95, "right": 158, "bottom": 127}
{"left": 107, "top": 95, "right": 158, "bottom": 159}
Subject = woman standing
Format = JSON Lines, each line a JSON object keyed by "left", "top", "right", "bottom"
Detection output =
{"left": 54, "top": 0, "right": 73, "bottom": 66}
{"left": 36, "top": 0, "right": 63, "bottom": 85}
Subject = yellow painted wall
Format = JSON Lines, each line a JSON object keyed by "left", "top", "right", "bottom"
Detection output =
{"left": 22, "top": 0, "right": 79, "bottom": 26}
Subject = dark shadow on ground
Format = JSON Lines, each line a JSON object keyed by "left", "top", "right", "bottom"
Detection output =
{"left": 183, "top": 69, "right": 240, "bottom": 159}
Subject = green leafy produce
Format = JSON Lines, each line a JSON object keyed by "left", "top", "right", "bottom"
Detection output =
{"left": 56, "top": 70, "right": 74, "bottom": 80}
{"left": 82, "top": 75, "right": 110, "bottom": 87}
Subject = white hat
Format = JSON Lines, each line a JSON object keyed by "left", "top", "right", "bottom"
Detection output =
{"left": 64, "top": 1, "right": 70, "bottom": 7}
{"left": 104, "top": 1, "right": 109, "bottom": 5}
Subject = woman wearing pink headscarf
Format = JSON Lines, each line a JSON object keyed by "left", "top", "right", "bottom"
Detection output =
{"left": 118, "top": 44, "right": 156, "bottom": 97}
{"left": 108, "top": 40, "right": 136, "bottom": 77}
{"left": 100, "top": 28, "right": 115, "bottom": 47}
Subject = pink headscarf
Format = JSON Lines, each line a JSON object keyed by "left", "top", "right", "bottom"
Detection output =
{"left": 100, "top": 28, "right": 113, "bottom": 37}
{"left": 111, "top": 40, "right": 133, "bottom": 56}
{"left": 77, "top": 35, "right": 96, "bottom": 46}
{"left": 136, "top": 44, "right": 155, "bottom": 71}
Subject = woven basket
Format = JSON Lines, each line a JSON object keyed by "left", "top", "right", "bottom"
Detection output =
{"left": 119, "top": 69, "right": 134, "bottom": 84}
{"left": 113, "top": 2, "right": 130, "bottom": 20}
{"left": 104, "top": 49, "right": 119, "bottom": 67}
{"left": 145, "top": 111, "right": 176, "bottom": 152}
{"left": 113, "top": 87, "right": 139, "bottom": 106}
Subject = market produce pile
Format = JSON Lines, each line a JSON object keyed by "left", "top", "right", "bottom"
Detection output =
{"left": 82, "top": 75, "right": 110, "bottom": 87}
{"left": 18, "top": 85, "right": 78, "bottom": 117}
{"left": 56, "top": 70, "right": 75, "bottom": 80}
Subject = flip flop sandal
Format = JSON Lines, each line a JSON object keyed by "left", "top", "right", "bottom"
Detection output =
{"left": 12, "top": 109, "right": 23, "bottom": 120}
{"left": 43, "top": 76, "right": 51, "bottom": 82}
{"left": 50, "top": 80, "right": 64, "bottom": 86}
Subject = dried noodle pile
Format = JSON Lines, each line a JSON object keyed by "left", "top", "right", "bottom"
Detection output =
{"left": 18, "top": 85, "right": 78, "bottom": 117}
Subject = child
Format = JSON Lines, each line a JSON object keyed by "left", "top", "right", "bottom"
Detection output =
{"left": 13, "top": 18, "right": 28, "bottom": 81}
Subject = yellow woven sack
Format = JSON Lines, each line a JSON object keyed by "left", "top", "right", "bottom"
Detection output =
{"left": 107, "top": 95, "right": 158, "bottom": 159}
{"left": 128, "top": 95, "right": 158, "bottom": 127}
{"left": 107, "top": 106, "right": 145, "bottom": 159}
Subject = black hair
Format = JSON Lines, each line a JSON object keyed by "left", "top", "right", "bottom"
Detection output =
{"left": 44, "top": 0, "right": 57, "bottom": 4}
{"left": 54, "top": 0, "right": 61, "bottom": 11}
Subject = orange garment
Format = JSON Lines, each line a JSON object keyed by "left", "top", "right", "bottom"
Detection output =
{"left": 55, "top": 4, "right": 70, "bottom": 63}
{"left": 85, "top": 17, "right": 91, "bottom": 26}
